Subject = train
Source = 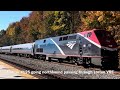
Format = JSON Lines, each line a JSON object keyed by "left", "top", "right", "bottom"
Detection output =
{"left": 0, "top": 29, "right": 119, "bottom": 69}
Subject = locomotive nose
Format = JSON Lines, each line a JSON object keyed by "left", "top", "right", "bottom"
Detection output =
{"left": 94, "top": 30, "right": 118, "bottom": 49}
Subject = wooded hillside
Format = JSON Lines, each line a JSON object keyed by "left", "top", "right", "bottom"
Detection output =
{"left": 0, "top": 11, "right": 120, "bottom": 50}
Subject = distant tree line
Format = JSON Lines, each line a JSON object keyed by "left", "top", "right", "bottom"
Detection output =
{"left": 0, "top": 11, "right": 120, "bottom": 50}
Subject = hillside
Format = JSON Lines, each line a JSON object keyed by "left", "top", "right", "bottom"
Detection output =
{"left": 0, "top": 11, "right": 120, "bottom": 49}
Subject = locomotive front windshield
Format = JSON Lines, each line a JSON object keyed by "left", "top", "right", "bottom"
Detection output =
{"left": 94, "top": 30, "right": 117, "bottom": 48}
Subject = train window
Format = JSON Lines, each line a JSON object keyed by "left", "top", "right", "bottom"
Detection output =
{"left": 94, "top": 30, "right": 110, "bottom": 38}
{"left": 2, "top": 49, "right": 9, "bottom": 50}
{"left": 43, "top": 40, "right": 46, "bottom": 43}
{"left": 63, "top": 36, "right": 68, "bottom": 40}
{"left": 69, "top": 35, "right": 77, "bottom": 39}
{"left": 12, "top": 48, "right": 23, "bottom": 50}
{"left": 36, "top": 48, "right": 39, "bottom": 52}
{"left": 59, "top": 37, "right": 63, "bottom": 41}
{"left": 40, "top": 48, "right": 43, "bottom": 52}
{"left": 36, "top": 48, "right": 43, "bottom": 52}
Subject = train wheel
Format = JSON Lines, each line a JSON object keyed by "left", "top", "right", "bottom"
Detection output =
{"left": 76, "top": 58, "right": 83, "bottom": 65}
{"left": 83, "top": 58, "right": 90, "bottom": 68}
{"left": 43, "top": 56, "right": 46, "bottom": 61}
{"left": 58, "top": 59, "right": 63, "bottom": 63}
{"left": 39, "top": 56, "right": 41, "bottom": 60}
{"left": 69, "top": 57, "right": 77, "bottom": 64}
{"left": 83, "top": 58, "right": 86, "bottom": 67}
{"left": 86, "top": 58, "right": 92, "bottom": 66}
{"left": 48, "top": 57, "right": 51, "bottom": 62}
{"left": 28, "top": 54, "right": 30, "bottom": 58}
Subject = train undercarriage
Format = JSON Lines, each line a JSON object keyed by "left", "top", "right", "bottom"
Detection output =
{"left": 0, "top": 51, "right": 118, "bottom": 70}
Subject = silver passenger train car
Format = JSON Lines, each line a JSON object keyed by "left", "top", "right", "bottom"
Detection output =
{"left": 0, "top": 43, "right": 34, "bottom": 57}
{"left": 1, "top": 46, "right": 11, "bottom": 54}
{"left": 11, "top": 43, "right": 34, "bottom": 57}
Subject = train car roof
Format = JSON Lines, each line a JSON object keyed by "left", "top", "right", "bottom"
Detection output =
{"left": 12, "top": 43, "right": 33, "bottom": 46}
{"left": 35, "top": 33, "right": 78, "bottom": 42}
{"left": 1, "top": 46, "right": 11, "bottom": 48}
{"left": 35, "top": 29, "right": 104, "bottom": 41}
{"left": 1, "top": 43, "right": 33, "bottom": 48}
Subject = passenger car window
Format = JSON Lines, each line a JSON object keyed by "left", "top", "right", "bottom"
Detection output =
{"left": 69, "top": 35, "right": 76, "bottom": 39}
{"left": 43, "top": 40, "right": 46, "bottom": 43}
{"left": 63, "top": 36, "right": 68, "bottom": 40}
{"left": 59, "top": 37, "right": 63, "bottom": 41}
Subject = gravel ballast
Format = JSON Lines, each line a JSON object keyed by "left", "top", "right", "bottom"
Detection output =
{"left": 0, "top": 54, "right": 120, "bottom": 79}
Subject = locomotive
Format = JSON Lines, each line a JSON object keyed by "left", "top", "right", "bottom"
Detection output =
{"left": 0, "top": 29, "right": 119, "bottom": 69}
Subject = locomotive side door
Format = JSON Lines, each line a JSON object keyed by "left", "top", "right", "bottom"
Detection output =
{"left": 75, "top": 37, "right": 84, "bottom": 65}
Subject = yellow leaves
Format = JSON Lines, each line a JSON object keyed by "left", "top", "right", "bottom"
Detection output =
{"left": 95, "top": 11, "right": 103, "bottom": 16}
{"left": 81, "top": 18, "right": 88, "bottom": 26}
{"left": 98, "top": 15, "right": 104, "bottom": 22}
{"left": 116, "top": 40, "right": 120, "bottom": 43}
{"left": 54, "top": 11, "right": 60, "bottom": 16}
{"left": 51, "top": 25, "right": 60, "bottom": 30}
{"left": 107, "top": 26, "right": 112, "bottom": 31}
{"left": 6, "top": 27, "right": 15, "bottom": 36}
{"left": 94, "top": 11, "right": 104, "bottom": 22}
{"left": 59, "top": 11, "right": 64, "bottom": 15}
{"left": 57, "top": 18, "right": 62, "bottom": 23}
{"left": 51, "top": 24, "right": 65, "bottom": 31}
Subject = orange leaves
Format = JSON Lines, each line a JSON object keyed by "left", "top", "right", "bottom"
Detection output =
{"left": 1, "top": 11, "right": 120, "bottom": 47}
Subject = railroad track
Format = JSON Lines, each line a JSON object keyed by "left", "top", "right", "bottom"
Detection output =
{"left": 0, "top": 54, "right": 70, "bottom": 79}
{"left": 0, "top": 54, "right": 120, "bottom": 79}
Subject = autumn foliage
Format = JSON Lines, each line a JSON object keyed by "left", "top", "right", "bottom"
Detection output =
{"left": 0, "top": 11, "right": 120, "bottom": 49}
